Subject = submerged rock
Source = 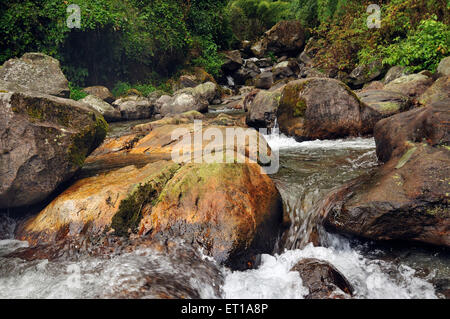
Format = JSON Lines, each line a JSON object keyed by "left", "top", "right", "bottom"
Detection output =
{"left": 0, "top": 90, "right": 107, "bottom": 209}
{"left": 323, "top": 102, "right": 450, "bottom": 247}
{"left": 291, "top": 258, "right": 354, "bottom": 299}
{"left": 0, "top": 53, "right": 69, "bottom": 98}
{"left": 276, "top": 78, "right": 373, "bottom": 140}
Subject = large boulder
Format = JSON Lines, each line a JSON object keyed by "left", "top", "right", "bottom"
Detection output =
{"left": 234, "top": 61, "right": 261, "bottom": 86}
{"left": 323, "top": 102, "right": 450, "bottom": 247}
{"left": 419, "top": 76, "right": 450, "bottom": 106}
{"left": 246, "top": 89, "right": 281, "bottom": 129}
{"left": 0, "top": 90, "right": 107, "bottom": 209}
{"left": 276, "top": 78, "right": 372, "bottom": 140}
{"left": 384, "top": 73, "right": 433, "bottom": 99}
{"left": 80, "top": 95, "right": 121, "bottom": 122}
{"left": 177, "top": 81, "right": 218, "bottom": 104}
{"left": 251, "top": 20, "right": 305, "bottom": 58}
{"left": 357, "top": 90, "right": 413, "bottom": 131}
{"left": 16, "top": 121, "right": 284, "bottom": 270}
{"left": 112, "top": 95, "right": 155, "bottom": 120}
{"left": 82, "top": 86, "right": 115, "bottom": 103}
{"left": 291, "top": 258, "right": 354, "bottom": 299}
{"left": 349, "top": 60, "right": 385, "bottom": 87}
{"left": 437, "top": 56, "right": 450, "bottom": 77}
{"left": 0, "top": 53, "right": 69, "bottom": 98}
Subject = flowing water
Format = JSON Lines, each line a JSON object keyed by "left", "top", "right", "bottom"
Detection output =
{"left": 0, "top": 125, "right": 448, "bottom": 299}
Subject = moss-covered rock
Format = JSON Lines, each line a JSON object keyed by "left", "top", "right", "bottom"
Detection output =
{"left": 277, "top": 78, "right": 368, "bottom": 140}
{"left": 0, "top": 90, "right": 107, "bottom": 209}
{"left": 139, "top": 162, "right": 284, "bottom": 270}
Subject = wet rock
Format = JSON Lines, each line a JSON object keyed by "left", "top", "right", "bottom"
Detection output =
{"left": 246, "top": 89, "right": 281, "bottom": 129}
{"left": 277, "top": 78, "right": 370, "bottom": 140}
{"left": 419, "top": 76, "right": 450, "bottom": 106}
{"left": 82, "top": 86, "right": 115, "bottom": 103}
{"left": 0, "top": 90, "right": 107, "bottom": 209}
{"left": 16, "top": 120, "right": 282, "bottom": 269}
{"left": 140, "top": 162, "right": 283, "bottom": 270}
{"left": 384, "top": 73, "right": 434, "bottom": 99}
{"left": 291, "top": 258, "right": 354, "bottom": 299}
{"left": 323, "top": 102, "right": 450, "bottom": 247}
{"left": 437, "top": 56, "right": 450, "bottom": 77}
{"left": 222, "top": 50, "right": 244, "bottom": 72}
{"left": 349, "top": 60, "right": 385, "bottom": 87}
{"left": 0, "top": 53, "right": 69, "bottom": 98}
{"left": 374, "top": 101, "right": 449, "bottom": 163}
{"left": 384, "top": 66, "right": 410, "bottom": 84}
{"left": 254, "top": 72, "right": 274, "bottom": 89}
{"left": 251, "top": 20, "right": 305, "bottom": 57}
{"left": 112, "top": 95, "right": 155, "bottom": 120}
{"left": 358, "top": 90, "right": 413, "bottom": 132}
{"left": 80, "top": 95, "right": 121, "bottom": 122}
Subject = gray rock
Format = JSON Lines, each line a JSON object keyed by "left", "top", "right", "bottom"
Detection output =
{"left": 349, "top": 60, "right": 384, "bottom": 87}
{"left": 0, "top": 90, "right": 107, "bottom": 208}
{"left": 254, "top": 72, "right": 274, "bottom": 89}
{"left": 82, "top": 86, "right": 115, "bottom": 103}
{"left": 0, "top": 53, "right": 69, "bottom": 97}
{"left": 384, "top": 66, "right": 410, "bottom": 84}
{"left": 246, "top": 90, "right": 281, "bottom": 129}
{"left": 80, "top": 95, "right": 121, "bottom": 122}
{"left": 437, "top": 56, "right": 450, "bottom": 77}
{"left": 112, "top": 95, "right": 155, "bottom": 120}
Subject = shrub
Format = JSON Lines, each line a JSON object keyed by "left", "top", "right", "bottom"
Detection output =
{"left": 382, "top": 17, "right": 449, "bottom": 72}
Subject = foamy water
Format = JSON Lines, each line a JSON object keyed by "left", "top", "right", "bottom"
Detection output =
{"left": 222, "top": 239, "right": 437, "bottom": 299}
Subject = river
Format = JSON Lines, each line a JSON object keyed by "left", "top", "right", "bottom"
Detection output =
{"left": 0, "top": 122, "right": 448, "bottom": 299}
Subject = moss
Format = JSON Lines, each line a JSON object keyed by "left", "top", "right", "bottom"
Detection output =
{"left": 395, "top": 146, "right": 417, "bottom": 169}
{"left": 426, "top": 205, "right": 449, "bottom": 217}
{"left": 293, "top": 98, "right": 307, "bottom": 117}
{"left": 67, "top": 114, "right": 108, "bottom": 167}
{"left": 378, "top": 102, "right": 400, "bottom": 113}
{"left": 111, "top": 163, "right": 180, "bottom": 236}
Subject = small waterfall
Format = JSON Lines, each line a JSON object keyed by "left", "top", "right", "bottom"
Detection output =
{"left": 226, "top": 76, "right": 235, "bottom": 87}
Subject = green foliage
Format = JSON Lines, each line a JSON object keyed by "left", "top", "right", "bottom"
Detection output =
{"left": 111, "top": 81, "right": 158, "bottom": 98}
{"left": 69, "top": 83, "right": 88, "bottom": 101}
{"left": 227, "top": 0, "right": 291, "bottom": 41}
{"left": 190, "top": 36, "right": 225, "bottom": 78}
{"left": 382, "top": 18, "right": 449, "bottom": 72}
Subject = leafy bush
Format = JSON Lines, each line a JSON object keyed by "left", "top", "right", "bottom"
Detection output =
{"left": 111, "top": 81, "right": 159, "bottom": 98}
{"left": 382, "top": 18, "right": 449, "bottom": 72}
{"left": 190, "top": 36, "right": 225, "bottom": 78}
{"left": 69, "top": 83, "right": 88, "bottom": 101}
{"left": 227, "top": 0, "right": 291, "bottom": 41}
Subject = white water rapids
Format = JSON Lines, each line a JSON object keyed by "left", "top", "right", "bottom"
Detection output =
{"left": 0, "top": 134, "right": 445, "bottom": 299}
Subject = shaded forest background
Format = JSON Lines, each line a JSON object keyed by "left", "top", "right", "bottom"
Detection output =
{"left": 1, "top": 0, "right": 448, "bottom": 96}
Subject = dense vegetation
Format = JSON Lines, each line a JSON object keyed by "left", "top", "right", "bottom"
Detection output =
{"left": 1, "top": 0, "right": 448, "bottom": 92}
